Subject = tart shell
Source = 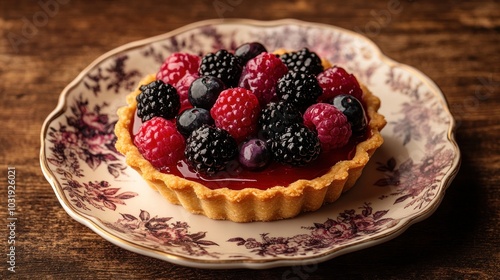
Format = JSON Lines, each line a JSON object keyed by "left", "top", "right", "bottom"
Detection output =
{"left": 115, "top": 74, "right": 386, "bottom": 222}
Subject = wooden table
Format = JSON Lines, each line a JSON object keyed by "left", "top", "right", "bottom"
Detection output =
{"left": 1, "top": 0, "right": 499, "bottom": 278}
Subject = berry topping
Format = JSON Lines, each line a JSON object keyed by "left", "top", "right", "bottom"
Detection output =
{"left": 176, "top": 107, "right": 214, "bottom": 138}
{"left": 279, "top": 48, "right": 323, "bottom": 75}
{"left": 185, "top": 125, "right": 238, "bottom": 175}
{"left": 156, "top": 52, "right": 200, "bottom": 86}
{"left": 258, "top": 100, "right": 302, "bottom": 140}
{"left": 238, "top": 138, "right": 271, "bottom": 170}
{"left": 136, "top": 80, "right": 180, "bottom": 122}
{"left": 129, "top": 43, "right": 374, "bottom": 179}
{"left": 198, "top": 49, "right": 242, "bottom": 87}
{"left": 234, "top": 42, "right": 267, "bottom": 65}
{"left": 175, "top": 73, "right": 198, "bottom": 112}
{"left": 332, "top": 94, "right": 368, "bottom": 134}
{"left": 210, "top": 87, "right": 260, "bottom": 142}
{"left": 276, "top": 70, "right": 323, "bottom": 112}
{"left": 238, "top": 52, "right": 289, "bottom": 106}
{"left": 134, "top": 117, "right": 186, "bottom": 170}
{"left": 317, "top": 66, "right": 363, "bottom": 102}
{"left": 269, "top": 123, "right": 321, "bottom": 167}
{"left": 188, "top": 75, "right": 225, "bottom": 110}
{"left": 303, "top": 103, "right": 352, "bottom": 151}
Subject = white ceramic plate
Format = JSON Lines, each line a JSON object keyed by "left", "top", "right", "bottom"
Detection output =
{"left": 40, "top": 19, "right": 460, "bottom": 269}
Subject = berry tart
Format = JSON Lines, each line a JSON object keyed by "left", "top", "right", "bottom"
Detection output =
{"left": 115, "top": 42, "right": 386, "bottom": 222}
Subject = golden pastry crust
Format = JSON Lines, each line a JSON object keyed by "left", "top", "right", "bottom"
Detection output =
{"left": 115, "top": 74, "right": 386, "bottom": 222}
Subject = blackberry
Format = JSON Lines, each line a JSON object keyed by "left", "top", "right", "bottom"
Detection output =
{"left": 185, "top": 125, "right": 238, "bottom": 175}
{"left": 269, "top": 123, "right": 321, "bottom": 167}
{"left": 258, "top": 100, "right": 302, "bottom": 140}
{"left": 198, "top": 49, "right": 242, "bottom": 87}
{"left": 279, "top": 48, "right": 323, "bottom": 75}
{"left": 136, "top": 80, "right": 180, "bottom": 122}
{"left": 276, "top": 70, "right": 322, "bottom": 112}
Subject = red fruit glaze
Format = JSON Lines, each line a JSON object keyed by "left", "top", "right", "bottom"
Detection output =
{"left": 303, "top": 103, "right": 352, "bottom": 151}
{"left": 210, "top": 87, "right": 260, "bottom": 142}
{"left": 133, "top": 117, "right": 186, "bottom": 170}
{"left": 131, "top": 111, "right": 369, "bottom": 190}
{"left": 317, "top": 66, "right": 363, "bottom": 102}
{"left": 156, "top": 52, "right": 200, "bottom": 86}
{"left": 169, "top": 137, "right": 362, "bottom": 190}
{"left": 238, "top": 52, "right": 288, "bottom": 106}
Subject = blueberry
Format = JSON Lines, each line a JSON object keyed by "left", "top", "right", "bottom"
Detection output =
{"left": 238, "top": 139, "right": 270, "bottom": 170}
{"left": 188, "top": 76, "right": 225, "bottom": 109}
{"left": 176, "top": 108, "right": 214, "bottom": 138}
{"left": 332, "top": 94, "right": 367, "bottom": 134}
{"left": 235, "top": 42, "right": 267, "bottom": 65}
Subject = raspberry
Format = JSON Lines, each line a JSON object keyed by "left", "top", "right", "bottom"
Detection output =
{"left": 279, "top": 48, "right": 323, "bottom": 75}
{"left": 238, "top": 52, "right": 288, "bottom": 106}
{"left": 317, "top": 66, "right": 363, "bottom": 102}
{"left": 136, "top": 80, "right": 180, "bottom": 122}
{"left": 185, "top": 125, "right": 238, "bottom": 175}
{"left": 303, "top": 103, "right": 352, "bottom": 151}
{"left": 210, "top": 87, "right": 260, "bottom": 142}
{"left": 174, "top": 73, "right": 198, "bottom": 112}
{"left": 133, "top": 117, "right": 186, "bottom": 170}
{"left": 156, "top": 52, "right": 200, "bottom": 86}
{"left": 258, "top": 100, "right": 302, "bottom": 140}
{"left": 198, "top": 50, "right": 242, "bottom": 87}
{"left": 276, "top": 70, "right": 322, "bottom": 112}
{"left": 269, "top": 123, "right": 321, "bottom": 166}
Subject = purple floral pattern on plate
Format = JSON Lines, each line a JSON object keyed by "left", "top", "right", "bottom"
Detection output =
{"left": 47, "top": 96, "right": 125, "bottom": 178}
{"left": 40, "top": 20, "right": 460, "bottom": 268}
{"left": 63, "top": 180, "right": 137, "bottom": 211}
{"left": 84, "top": 56, "right": 142, "bottom": 96}
{"left": 373, "top": 67, "right": 456, "bottom": 209}
{"left": 104, "top": 210, "right": 219, "bottom": 258}
{"left": 46, "top": 96, "right": 135, "bottom": 211}
{"left": 229, "top": 203, "right": 396, "bottom": 257}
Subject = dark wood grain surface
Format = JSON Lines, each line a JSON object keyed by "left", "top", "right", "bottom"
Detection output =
{"left": 1, "top": 0, "right": 499, "bottom": 279}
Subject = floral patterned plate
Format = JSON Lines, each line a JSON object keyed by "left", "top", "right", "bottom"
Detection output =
{"left": 40, "top": 19, "right": 460, "bottom": 269}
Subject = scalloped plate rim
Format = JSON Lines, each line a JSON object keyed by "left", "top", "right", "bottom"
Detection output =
{"left": 39, "top": 18, "right": 461, "bottom": 269}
